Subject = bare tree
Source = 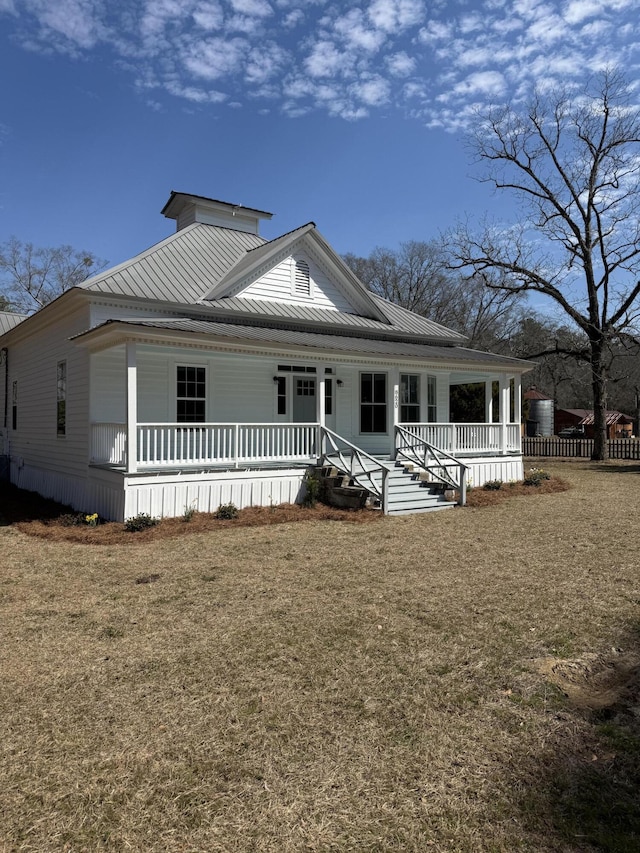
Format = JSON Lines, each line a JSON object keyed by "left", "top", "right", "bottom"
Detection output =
{"left": 344, "top": 240, "right": 524, "bottom": 350}
{"left": 450, "top": 70, "right": 640, "bottom": 460}
{"left": 0, "top": 238, "right": 106, "bottom": 315}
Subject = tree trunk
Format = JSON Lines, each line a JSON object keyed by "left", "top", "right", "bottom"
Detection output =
{"left": 590, "top": 339, "right": 608, "bottom": 461}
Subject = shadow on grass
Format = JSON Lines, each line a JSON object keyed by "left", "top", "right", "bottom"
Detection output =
{"left": 517, "top": 628, "right": 640, "bottom": 852}
{"left": 0, "top": 482, "right": 75, "bottom": 526}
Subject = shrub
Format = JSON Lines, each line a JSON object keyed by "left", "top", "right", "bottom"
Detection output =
{"left": 483, "top": 479, "right": 503, "bottom": 491}
{"left": 124, "top": 513, "right": 159, "bottom": 532}
{"left": 182, "top": 502, "right": 197, "bottom": 522}
{"left": 524, "top": 467, "right": 551, "bottom": 487}
{"left": 302, "top": 468, "right": 323, "bottom": 507}
{"left": 58, "top": 512, "right": 86, "bottom": 527}
{"left": 215, "top": 502, "right": 239, "bottom": 520}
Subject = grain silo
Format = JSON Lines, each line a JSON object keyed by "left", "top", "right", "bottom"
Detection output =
{"left": 524, "top": 387, "right": 554, "bottom": 436}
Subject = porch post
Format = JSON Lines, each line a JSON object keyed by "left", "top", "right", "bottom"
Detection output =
{"left": 485, "top": 379, "right": 493, "bottom": 424}
{"left": 499, "top": 374, "right": 509, "bottom": 455}
{"left": 391, "top": 367, "right": 400, "bottom": 460}
{"left": 513, "top": 375, "right": 522, "bottom": 451}
{"left": 316, "top": 365, "right": 325, "bottom": 428}
{"left": 126, "top": 341, "right": 137, "bottom": 474}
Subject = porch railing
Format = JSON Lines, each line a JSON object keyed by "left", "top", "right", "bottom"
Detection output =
{"left": 400, "top": 422, "right": 520, "bottom": 455}
{"left": 394, "top": 425, "right": 468, "bottom": 505}
{"left": 319, "top": 426, "right": 393, "bottom": 513}
{"left": 90, "top": 422, "right": 319, "bottom": 469}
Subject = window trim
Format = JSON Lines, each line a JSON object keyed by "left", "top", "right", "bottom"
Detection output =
{"left": 176, "top": 364, "right": 207, "bottom": 423}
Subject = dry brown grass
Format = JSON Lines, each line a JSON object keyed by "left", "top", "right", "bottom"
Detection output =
{"left": 1, "top": 461, "right": 639, "bottom": 852}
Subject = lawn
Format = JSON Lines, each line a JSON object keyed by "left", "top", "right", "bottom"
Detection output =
{"left": 1, "top": 460, "right": 639, "bottom": 852}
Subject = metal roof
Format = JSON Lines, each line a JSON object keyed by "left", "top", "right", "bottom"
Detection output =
{"left": 0, "top": 311, "right": 28, "bottom": 334}
{"left": 76, "top": 316, "right": 532, "bottom": 370}
{"left": 82, "top": 223, "right": 265, "bottom": 303}
{"left": 196, "top": 294, "right": 464, "bottom": 344}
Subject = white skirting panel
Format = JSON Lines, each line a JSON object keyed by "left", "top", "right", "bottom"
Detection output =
{"left": 123, "top": 468, "right": 307, "bottom": 521}
{"left": 12, "top": 461, "right": 91, "bottom": 514}
{"left": 464, "top": 456, "right": 524, "bottom": 488}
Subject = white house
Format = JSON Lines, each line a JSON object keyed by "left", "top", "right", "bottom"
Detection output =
{"left": 0, "top": 192, "right": 532, "bottom": 520}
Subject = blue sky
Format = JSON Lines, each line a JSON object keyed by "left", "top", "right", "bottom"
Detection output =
{"left": 1, "top": 0, "right": 639, "bottom": 270}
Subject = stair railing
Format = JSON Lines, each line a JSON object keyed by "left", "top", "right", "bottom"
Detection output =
{"left": 394, "top": 425, "right": 468, "bottom": 506}
{"left": 319, "top": 426, "right": 394, "bottom": 514}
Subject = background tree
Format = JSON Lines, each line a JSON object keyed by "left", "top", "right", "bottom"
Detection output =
{"left": 0, "top": 237, "right": 106, "bottom": 314}
{"left": 450, "top": 70, "right": 640, "bottom": 460}
{"left": 344, "top": 240, "right": 525, "bottom": 351}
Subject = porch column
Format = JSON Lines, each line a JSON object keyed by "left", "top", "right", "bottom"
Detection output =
{"left": 485, "top": 379, "right": 493, "bottom": 424}
{"left": 499, "top": 374, "right": 509, "bottom": 455}
{"left": 126, "top": 341, "right": 137, "bottom": 474}
{"left": 316, "top": 365, "right": 325, "bottom": 428}
{"left": 513, "top": 375, "right": 522, "bottom": 451}
{"left": 391, "top": 366, "right": 400, "bottom": 459}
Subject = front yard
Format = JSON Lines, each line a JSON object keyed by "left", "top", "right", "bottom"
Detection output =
{"left": 1, "top": 460, "right": 639, "bottom": 851}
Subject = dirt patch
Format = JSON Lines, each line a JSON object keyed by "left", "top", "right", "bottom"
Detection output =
{"left": 538, "top": 651, "right": 640, "bottom": 717}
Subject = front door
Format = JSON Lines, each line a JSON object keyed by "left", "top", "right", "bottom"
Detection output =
{"left": 292, "top": 376, "right": 316, "bottom": 422}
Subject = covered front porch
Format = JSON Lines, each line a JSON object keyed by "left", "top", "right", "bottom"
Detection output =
{"left": 81, "top": 337, "right": 526, "bottom": 518}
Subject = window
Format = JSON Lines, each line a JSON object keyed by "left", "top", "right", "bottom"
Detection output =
{"left": 275, "top": 376, "right": 287, "bottom": 415}
{"left": 296, "top": 378, "right": 315, "bottom": 396}
{"left": 177, "top": 366, "right": 206, "bottom": 422}
{"left": 427, "top": 375, "right": 437, "bottom": 423}
{"left": 57, "top": 361, "right": 66, "bottom": 436}
{"left": 360, "top": 373, "right": 387, "bottom": 433}
{"left": 12, "top": 380, "right": 17, "bottom": 430}
{"left": 324, "top": 378, "right": 333, "bottom": 416}
{"left": 293, "top": 259, "right": 311, "bottom": 297}
{"left": 400, "top": 374, "right": 420, "bottom": 422}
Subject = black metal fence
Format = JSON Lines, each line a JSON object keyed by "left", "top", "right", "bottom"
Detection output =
{"left": 523, "top": 437, "right": 640, "bottom": 459}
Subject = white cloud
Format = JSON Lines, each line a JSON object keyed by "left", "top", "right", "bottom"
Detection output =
{"left": 334, "top": 9, "right": 386, "bottom": 52}
{"left": 386, "top": 50, "right": 416, "bottom": 76}
{"left": 192, "top": 1, "right": 224, "bottom": 30}
{"left": 1, "top": 0, "right": 639, "bottom": 130}
{"left": 183, "top": 36, "right": 248, "bottom": 79}
{"left": 352, "top": 75, "right": 391, "bottom": 105}
{"left": 368, "top": 0, "right": 424, "bottom": 34}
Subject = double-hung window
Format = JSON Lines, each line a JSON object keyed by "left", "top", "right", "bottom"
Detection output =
{"left": 57, "top": 361, "right": 66, "bottom": 435}
{"left": 360, "top": 373, "right": 387, "bottom": 433}
{"left": 400, "top": 374, "right": 420, "bottom": 423}
{"left": 177, "top": 366, "right": 206, "bottom": 423}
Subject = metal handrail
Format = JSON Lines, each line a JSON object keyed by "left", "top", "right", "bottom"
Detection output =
{"left": 394, "top": 425, "right": 468, "bottom": 506}
{"left": 319, "top": 426, "right": 394, "bottom": 514}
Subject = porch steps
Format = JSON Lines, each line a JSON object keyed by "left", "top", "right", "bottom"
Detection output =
{"left": 321, "top": 459, "right": 457, "bottom": 515}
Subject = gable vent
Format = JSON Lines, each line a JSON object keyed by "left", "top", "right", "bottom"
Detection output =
{"left": 294, "top": 259, "right": 311, "bottom": 297}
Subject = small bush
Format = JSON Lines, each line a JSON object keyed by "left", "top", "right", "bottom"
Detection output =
{"left": 57, "top": 512, "right": 86, "bottom": 527}
{"left": 524, "top": 467, "right": 551, "bottom": 487}
{"left": 483, "top": 479, "right": 503, "bottom": 491}
{"left": 215, "top": 502, "right": 239, "bottom": 520}
{"left": 124, "top": 513, "right": 159, "bottom": 532}
{"left": 302, "top": 468, "right": 323, "bottom": 507}
{"left": 182, "top": 502, "right": 197, "bottom": 522}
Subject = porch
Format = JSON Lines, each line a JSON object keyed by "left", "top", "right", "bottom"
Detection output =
{"left": 90, "top": 421, "right": 523, "bottom": 472}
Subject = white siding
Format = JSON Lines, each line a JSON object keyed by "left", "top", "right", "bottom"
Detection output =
{"left": 239, "top": 251, "right": 354, "bottom": 312}
{"left": 6, "top": 302, "right": 92, "bottom": 481}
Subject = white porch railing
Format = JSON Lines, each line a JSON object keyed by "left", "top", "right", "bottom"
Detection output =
{"left": 90, "top": 422, "right": 319, "bottom": 469}
{"left": 400, "top": 422, "right": 521, "bottom": 455}
{"left": 90, "top": 420, "right": 522, "bottom": 470}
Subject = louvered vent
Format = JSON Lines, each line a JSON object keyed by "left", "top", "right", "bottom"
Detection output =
{"left": 294, "top": 259, "right": 311, "bottom": 296}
